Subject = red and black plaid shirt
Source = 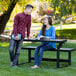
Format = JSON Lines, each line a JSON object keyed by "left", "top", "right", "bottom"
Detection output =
{"left": 12, "top": 12, "right": 31, "bottom": 38}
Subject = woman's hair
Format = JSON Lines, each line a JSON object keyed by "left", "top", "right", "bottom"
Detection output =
{"left": 41, "top": 17, "right": 52, "bottom": 36}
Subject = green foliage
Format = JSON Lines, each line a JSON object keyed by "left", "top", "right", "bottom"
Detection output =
{"left": 0, "top": 0, "right": 10, "bottom": 12}
{"left": 0, "top": 0, "right": 30, "bottom": 13}
{"left": 51, "top": 0, "right": 76, "bottom": 19}
{"left": 56, "top": 29, "right": 76, "bottom": 39}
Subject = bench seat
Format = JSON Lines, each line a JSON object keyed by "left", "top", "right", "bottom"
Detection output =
{"left": 21, "top": 46, "right": 76, "bottom": 68}
{"left": 21, "top": 46, "right": 75, "bottom": 52}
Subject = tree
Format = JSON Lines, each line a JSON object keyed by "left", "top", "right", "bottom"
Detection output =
{"left": 0, "top": 0, "right": 35, "bottom": 34}
{"left": 0, "top": 0, "right": 18, "bottom": 34}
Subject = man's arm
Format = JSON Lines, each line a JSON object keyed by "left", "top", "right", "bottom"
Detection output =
{"left": 27, "top": 16, "right": 31, "bottom": 38}
{"left": 13, "top": 14, "right": 19, "bottom": 37}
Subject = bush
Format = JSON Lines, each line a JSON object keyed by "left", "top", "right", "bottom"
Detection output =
{"left": 56, "top": 29, "right": 76, "bottom": 39}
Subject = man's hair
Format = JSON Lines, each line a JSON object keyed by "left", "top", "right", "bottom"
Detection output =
{"left": 25, "top": 4, "right": 34, "bottom": 9}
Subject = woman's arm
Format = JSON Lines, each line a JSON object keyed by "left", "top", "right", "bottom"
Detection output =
{"left": 37, "top": 30, "right": 42, "bottom": 39}
{"left": 37, "top": 29, "right": 45, "bottom": 39}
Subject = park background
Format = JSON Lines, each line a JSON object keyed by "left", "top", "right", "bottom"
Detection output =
{"left": 0, "top": 0, "right": 76, "bottom": 76}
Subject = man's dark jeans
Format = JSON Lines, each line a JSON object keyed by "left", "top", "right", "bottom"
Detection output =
{"left": 9, "top": 38, "right": 24, "bottom": 65}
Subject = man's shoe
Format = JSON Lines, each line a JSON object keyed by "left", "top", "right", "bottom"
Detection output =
{"left": 10, "top": 62, "right": 13, "bottom": 66}
{"left": 12, "top": 65, "right": 18, "bottom": 68}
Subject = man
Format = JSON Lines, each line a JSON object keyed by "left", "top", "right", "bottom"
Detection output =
{"left": 9, "top": 4, "right": 33, "bottom": 67}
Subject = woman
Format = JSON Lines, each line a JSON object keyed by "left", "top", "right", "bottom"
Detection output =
{"left": 31, "top": 16, "right": 56, "bottom": 68}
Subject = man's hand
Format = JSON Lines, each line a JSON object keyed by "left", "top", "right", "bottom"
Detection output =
{"left": 27, "top": 37, "right": 30, "bottom": 39}
{"left": 25, "top": 36, "right": 31, "bottom": 39}
{"left": 15, "top": 36, "right": 19, "bottom": 40}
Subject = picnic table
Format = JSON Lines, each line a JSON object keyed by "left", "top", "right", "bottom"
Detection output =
{"left": 21, "top": 38, "right": 75, "bottom": 68}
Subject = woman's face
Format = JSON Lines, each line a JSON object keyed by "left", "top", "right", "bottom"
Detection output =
{"left": 43, "top": 18, "right": 49, "bottom": 25}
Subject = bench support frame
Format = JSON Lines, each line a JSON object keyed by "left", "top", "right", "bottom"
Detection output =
{"left": 27, "top": 48, "right": 72, "bottom": 68}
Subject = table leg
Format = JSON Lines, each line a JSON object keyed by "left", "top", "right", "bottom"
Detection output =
{"left": 28, "top": 49, "right": 31, "bottom": 63}
{"left": 57, "top": 48, "right": 60, "bottom": 68}
{"left": 68, "top": 52, "right": 71, "bottom": 65}
{"left": 57, "top": 42, "right": 64, "bottom": 68}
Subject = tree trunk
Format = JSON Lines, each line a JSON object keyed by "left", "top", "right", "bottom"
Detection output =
{"left": 0, "top": 0, "right": 18, "bottom": 34}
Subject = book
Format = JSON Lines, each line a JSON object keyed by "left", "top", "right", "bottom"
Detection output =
{"left": 37, "top": 36, "right": 48, "bottom": 40}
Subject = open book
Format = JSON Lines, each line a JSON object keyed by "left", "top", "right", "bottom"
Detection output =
{"left": 37, "top": 36, "right": 48, "bottom": 40}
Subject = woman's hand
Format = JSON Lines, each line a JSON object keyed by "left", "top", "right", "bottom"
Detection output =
{"left": 39, "top": 35, "right": 45, "bottom": 38}
{"left": 38, "top": 36, "right": 50, "bottom": 40}
{"left": 38, "top": 35, "right": 44, "bottom": 39}
{"left": 40, "top": 35, "right": 45, "bottom": 38}
{"left": 46, "top": 37, "right": 50, "bottom": 39}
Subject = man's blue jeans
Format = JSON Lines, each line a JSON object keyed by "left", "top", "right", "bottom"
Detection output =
{"left": 9, "top": 38, "right": 24, "bottom": 65}
{"left": 34, "top": 44, "right": 54, "bottom": 67}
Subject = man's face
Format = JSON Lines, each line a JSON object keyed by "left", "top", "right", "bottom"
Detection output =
{"left": 26, "top": 8, "right": 33, "bottom": 15}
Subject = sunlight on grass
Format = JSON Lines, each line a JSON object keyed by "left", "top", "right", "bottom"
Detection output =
{"left": 6, "top": 22, "right": 13, "bottom": 26}
{"left": 31, "top": 23, "right": 42, "bottom": 26}
{"left": 55, "top": 24, "right": 76, "bottom": 30}
{"left": 0, "top": 42, "right": 9, "bottom": 47}
{"left": 6, "top": 22, "right": 76, "bottom": 31}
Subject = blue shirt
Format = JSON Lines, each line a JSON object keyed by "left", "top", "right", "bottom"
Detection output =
{"left": 37, "top": 25, "right": 56, "bottom": 49}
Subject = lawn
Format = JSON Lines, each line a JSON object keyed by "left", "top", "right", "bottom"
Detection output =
{"left": 55, "top": 24, "right": 76, "bottom": 30}
{"left": 0, "top": 41, "right": 76, "bottom": 76}
{"left": 5, "top": 22, "right": 76, "bottom": 31}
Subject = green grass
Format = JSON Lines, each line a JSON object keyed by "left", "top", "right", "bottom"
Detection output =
{"left": 56, "top": 29, "right": 76, "bottom": 39}
{"left": 0, "top": 41, "right": 76, "bottom": 76}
